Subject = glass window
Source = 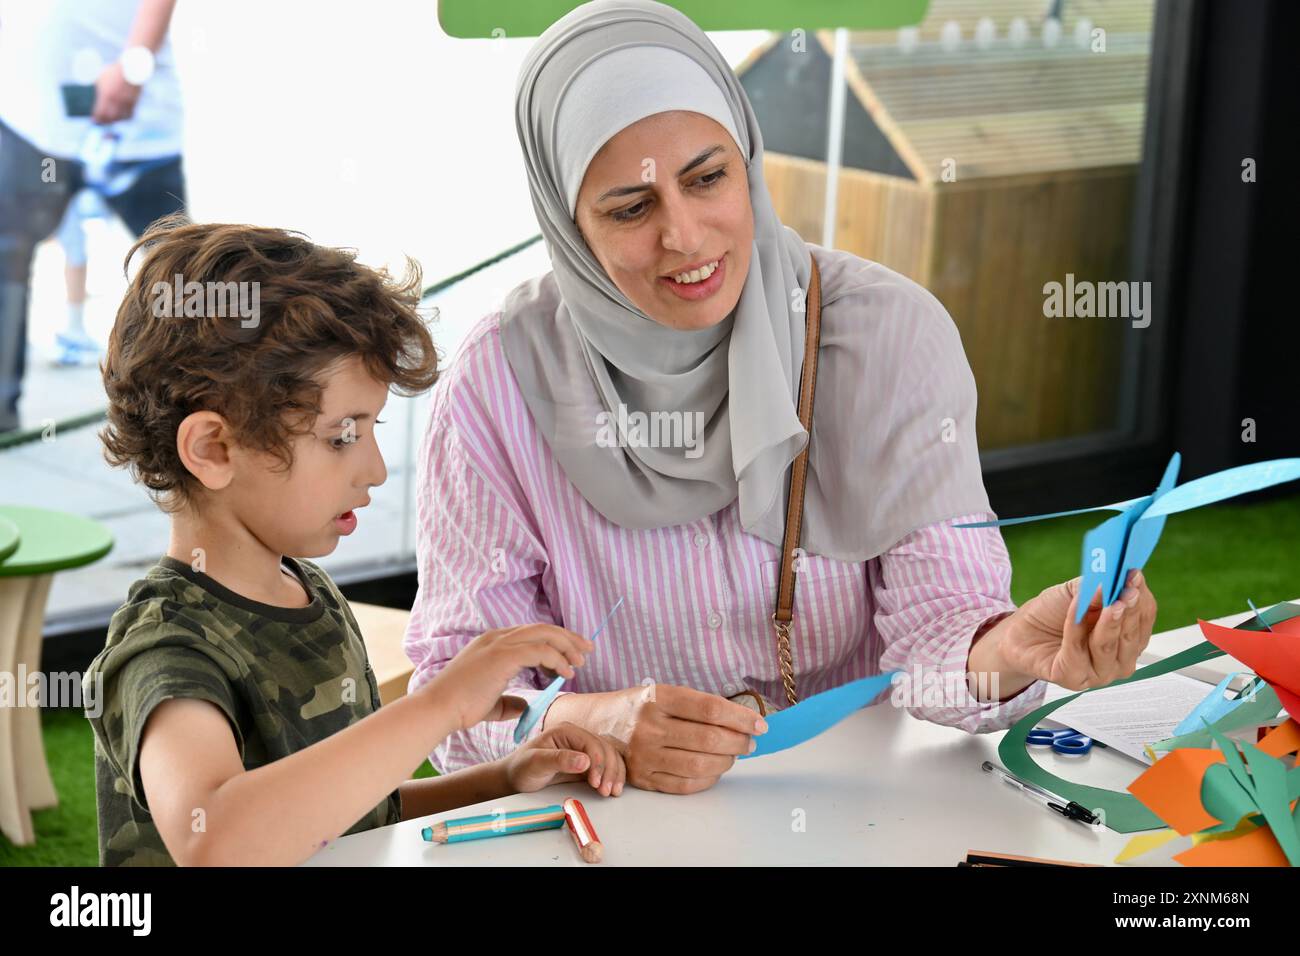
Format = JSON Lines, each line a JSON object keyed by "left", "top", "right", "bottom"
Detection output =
{"left": 739, "top": 0, "right": 1158, "bottom": 456}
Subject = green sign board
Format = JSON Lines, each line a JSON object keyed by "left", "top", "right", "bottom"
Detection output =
{"left": 438, "top": 1, "right": 930, "bottom": 38}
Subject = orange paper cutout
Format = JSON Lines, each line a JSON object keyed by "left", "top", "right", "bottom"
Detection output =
{"left": 1127, "top": 748, "right": 1226, "bottom": 834}
{"left": 1257, "top": 718, "right": 1300, "bottom": 758}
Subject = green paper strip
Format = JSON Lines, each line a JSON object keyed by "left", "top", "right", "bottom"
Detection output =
{"left": 998, "top": 602, "right": 1300, "bottom": 834}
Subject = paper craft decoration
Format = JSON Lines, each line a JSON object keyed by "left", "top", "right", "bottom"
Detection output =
{"left": 1133, "top": 608, "right": 1300, "bottom": 861}
{"left": 1120, "top": 718, "right": 1300, "bottom": 866}
{"left": 1197, "top": 613, "right": 1300, "bottom": 719}
{"left": 997, "top": 602, "right": 1300, "bottom": 833}
{"left": 739, "top": 672, "right": 900, "bottom": 759}
{"left": 1147, "top": 682, "right": 1283, "bottom": 757}
{"left": 957, "top": 454, "right": 1300, "bottom": 622}
{"left": 1172, "top": 671, "right": 1268, "bottom": 736}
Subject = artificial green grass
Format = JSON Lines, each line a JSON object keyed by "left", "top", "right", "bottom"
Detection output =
{"left": 0, "top": 707, "right": 98, "bottom": 867}
{"left": 3, "top": 492, "right": 1297, "bottom": 866}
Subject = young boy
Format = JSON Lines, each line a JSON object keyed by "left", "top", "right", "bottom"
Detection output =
{"left": 85, "top": 216, "right": 625, "bottom": 866}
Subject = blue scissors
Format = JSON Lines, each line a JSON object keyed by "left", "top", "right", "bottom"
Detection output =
{"left": 1026, "top": 725, "right": 1094, "bottom": 756}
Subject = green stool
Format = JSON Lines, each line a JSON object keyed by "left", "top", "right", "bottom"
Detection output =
{"left": 0, "top": 506, "right": 112, "bottom": 846}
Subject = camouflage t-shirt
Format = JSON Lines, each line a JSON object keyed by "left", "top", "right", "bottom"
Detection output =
{"left": 84, "top": 554, "right": 402, "bottom": 866}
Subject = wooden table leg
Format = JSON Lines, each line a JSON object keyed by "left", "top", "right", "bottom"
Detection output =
{"left": 0, "top": 576, "right": 35, "bottom": 845}
{"left": 16, "top": 574, "right": 57, "bottom": 810}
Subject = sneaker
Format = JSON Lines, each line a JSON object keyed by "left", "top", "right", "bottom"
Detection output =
{"left": 52, "top": 332, "right": 104, "bottom": 368}
{"left": 56, "top": 330, "right": 103, "bottom": 354}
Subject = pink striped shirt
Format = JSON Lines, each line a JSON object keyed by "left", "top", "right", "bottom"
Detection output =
{"left": 404, "top": 314, "right": 1048, "bottom": 773}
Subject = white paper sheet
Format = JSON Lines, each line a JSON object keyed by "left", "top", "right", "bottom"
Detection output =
{"left": 1039, "top": 673, "right": 1217, "bottom": 765}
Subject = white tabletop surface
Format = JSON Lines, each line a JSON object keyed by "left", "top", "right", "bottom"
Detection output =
{"left": 303, "top": 601, "right": 1294, "bottom": 867}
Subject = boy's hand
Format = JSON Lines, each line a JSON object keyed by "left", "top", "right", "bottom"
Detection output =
{"left": 504, "top": 722, "right": 626, "bottom": 797}
{"left": 424, "top": 624, "right": 594, "bottom": 732}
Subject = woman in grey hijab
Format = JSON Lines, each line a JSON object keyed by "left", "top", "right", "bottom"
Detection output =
{"left": 405, "top": 0, "right": 1159, "bottom": 794}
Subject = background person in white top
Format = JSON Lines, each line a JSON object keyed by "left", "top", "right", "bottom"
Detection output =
{"left": 0, "top": 0, "right": 186, "bottom": 434}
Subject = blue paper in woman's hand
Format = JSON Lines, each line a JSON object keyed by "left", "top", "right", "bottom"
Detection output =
{"left": 740, "top": 672, "right": 900, "bottom": 759}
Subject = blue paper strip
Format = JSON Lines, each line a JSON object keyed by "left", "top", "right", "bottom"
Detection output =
{"left": 1140, "top": 458, "right": 1300, "bottom": 519}
{"left": 953, "top": 499, "right": 1142, "bottom": 529}
{"left": 1246, "top": 598, "right": 1274, "bottom": 632}
{"left": 512, "top": 597, "right": 625, "bottom": 744}
{"left": 740, "top": 672, "right": 900, "bottom": 759}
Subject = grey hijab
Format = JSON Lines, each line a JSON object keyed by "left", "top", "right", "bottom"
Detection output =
{"left": 502, "top": 0, "right": 991, "bottom": 561}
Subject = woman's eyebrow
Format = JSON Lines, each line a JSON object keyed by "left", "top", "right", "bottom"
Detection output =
{"left": 596, "top": 183, "right": 650, "bottom": 202}
{"left": 595, "top": 144, "right": 726, "bottom": 203}
{"left": 676, "top": 144, "right": 725, "bottom": 177}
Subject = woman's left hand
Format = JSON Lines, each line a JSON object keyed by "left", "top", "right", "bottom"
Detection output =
{"left": 998, "top": 570, "right": 1158, "bottom": 691}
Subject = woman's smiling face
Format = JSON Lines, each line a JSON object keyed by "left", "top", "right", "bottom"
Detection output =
{"left": 574, "top": 110, "right": 754, "bottom": 331}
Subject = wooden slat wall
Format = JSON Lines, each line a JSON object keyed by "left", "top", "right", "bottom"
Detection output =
{"left": 763, "top": 153, "right": 1132, "bottom": 449}
{"left": 927, "top": 170, "right": 1131, "bottom": 448}
{"left": 858, "top": 53, "right": 1151, "bottom": 119}
{"left": 762, "top": 153, "right": 934, "bottom": 283}
{"left": 843, "top": 41, "right": 1151, "bottom": 179}
{"left": 806, "top": 0, "right": 1154, "bottom": 183}
{"left": 902, "top": 101, "right": 1145, "bottom": 179}
{"left": 762, "top": 153, "right": 830, "bottom": 251}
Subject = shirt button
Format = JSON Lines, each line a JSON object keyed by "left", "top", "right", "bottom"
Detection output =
{"left": 706, "top": 611, "right": 723, "bottom": 629}
{"left": 693, "top": 532, "right": 710, "bottom": 549}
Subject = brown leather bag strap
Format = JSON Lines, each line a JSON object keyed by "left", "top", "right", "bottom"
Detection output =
{"left": 771, "top": 255, "right": 822, "bottom": 706}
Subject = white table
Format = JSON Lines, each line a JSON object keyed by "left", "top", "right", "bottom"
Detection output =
{"left": 304, "top": 602, "right": 1292, "bottom": 867}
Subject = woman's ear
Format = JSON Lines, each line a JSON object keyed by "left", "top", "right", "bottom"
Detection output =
{"left": 175, "top": 411, "right": 236, "bottom": 492}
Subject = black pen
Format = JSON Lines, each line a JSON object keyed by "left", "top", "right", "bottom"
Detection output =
{"left": 981, "top": 761, "right": 1102, "bottom": 828}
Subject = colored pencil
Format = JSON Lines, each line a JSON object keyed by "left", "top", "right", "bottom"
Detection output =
{"left": 422, "top": 805, "right": 566, "bottom": 844}
{"left": 563, "top": 798, "right": 603, "bottom": 863}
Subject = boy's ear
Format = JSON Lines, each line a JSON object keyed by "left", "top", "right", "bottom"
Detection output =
{"left": 176, "top": 411, "right": 236, "bottom": 491}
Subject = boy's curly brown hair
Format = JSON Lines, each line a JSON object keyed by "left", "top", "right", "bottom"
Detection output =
{"left": 100, "top": 215, "right": 440, "bottom": 513}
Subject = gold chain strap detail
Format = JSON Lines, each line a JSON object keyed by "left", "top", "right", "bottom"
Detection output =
{"left": 773, "top": 617, "right": 799, "bottom": 706}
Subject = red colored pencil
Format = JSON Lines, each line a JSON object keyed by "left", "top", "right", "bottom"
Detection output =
{"left": 563, "top": 798, "right": 603, "bottom": 864}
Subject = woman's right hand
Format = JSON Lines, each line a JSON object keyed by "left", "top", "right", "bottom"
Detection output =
{"left": 424, "top": 624, "right": 594, "bottom": 732}
{"left": 563, "top": 684, "right": 767, "bottom": 794}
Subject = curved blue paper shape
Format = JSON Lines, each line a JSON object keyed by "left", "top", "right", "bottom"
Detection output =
{"left": 1104, "top": 452, "right": 1182, "bottom": 609}
{"left": 740, "top": 672, "right": 900, "bottom": 759}
{"left": 512, "top": 596, "right": 625, "bottom": 744}
{"left": 1076, "top": 505, "right": 1145, "bottom": 622}
{"left": 1172, "top": 671, "right": 1255, "bottom": 736}
{"left": 1141, "top": 458, "right": 1300, "bottom": 519}
{"left": 511, "top": 674, "right": 569, "bottom": 745}
{"left": 954, "top": 499, "right": 1142, "bottom": 528}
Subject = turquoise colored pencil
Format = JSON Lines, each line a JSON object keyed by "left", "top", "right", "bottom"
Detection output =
{"left": 421, "top": 805, "right": 567, "bottom": 844}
